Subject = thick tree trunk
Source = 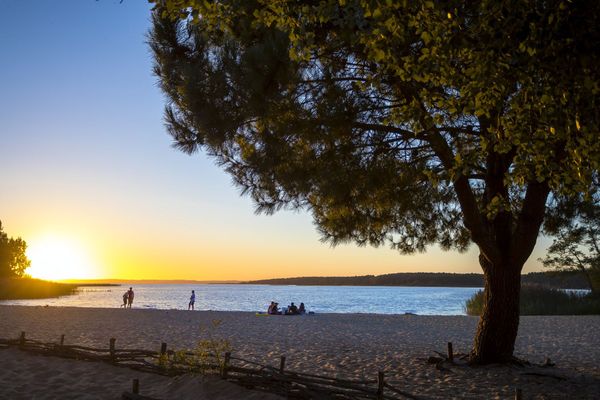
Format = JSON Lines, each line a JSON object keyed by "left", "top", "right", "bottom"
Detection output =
{"left": 471, "top": 255, "right": 522, "bottom": 364}
{"left": 582, "top": 268, "right": 598, "bottom": 295}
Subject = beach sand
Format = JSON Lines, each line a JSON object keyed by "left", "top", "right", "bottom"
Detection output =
{"left": 0, "top": 305, "right": 598, "bottom": 399}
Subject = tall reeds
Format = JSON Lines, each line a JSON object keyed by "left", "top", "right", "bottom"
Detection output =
{"left": 0, "top": 277, "right": 77, "bottom": 300}
{"left": 465, "top": 284, "right": 600, "bottom": 315}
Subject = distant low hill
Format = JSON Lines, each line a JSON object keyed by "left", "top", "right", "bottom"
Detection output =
{"left": 245, "top": 271, "right": 590, "bottom": 289}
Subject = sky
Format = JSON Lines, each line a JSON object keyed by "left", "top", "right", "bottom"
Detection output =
{"left": 0, "top": 0, "right": 552, "bottom": 281}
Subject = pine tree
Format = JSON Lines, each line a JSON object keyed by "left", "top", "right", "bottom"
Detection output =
{"left": 149, "top": 0, "right": 600, "bottom": 363}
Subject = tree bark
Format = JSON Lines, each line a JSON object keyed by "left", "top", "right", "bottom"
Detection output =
{"left": 581, "top": 268, "right": 597, "bottom": 295}
{"left": 471, "top": 255, "right": 522, "bottom": 364}
{"left": 584, "top": 269, "right": 599, "bottom": 295}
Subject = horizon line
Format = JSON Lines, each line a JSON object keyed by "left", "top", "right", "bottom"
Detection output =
{"left": 55, "top": 271, "right": 559, "bottom": 285}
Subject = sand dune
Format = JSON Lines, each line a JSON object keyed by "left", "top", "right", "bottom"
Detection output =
{"left": 0, "top": 305, "right": 598, "bottom": 399}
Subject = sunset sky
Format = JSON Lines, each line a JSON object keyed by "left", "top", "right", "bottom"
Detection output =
{"left": 0, "top": 0, "right": 551, "bottom": 281}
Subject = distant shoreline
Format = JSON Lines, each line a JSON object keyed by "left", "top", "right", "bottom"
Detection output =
{"left": 242, "top": 271, "right": 591, "bottom": 290}
{"left": 60, "top": 279, "right": 241, "bottom": 285}
{"left": 60, "top": 271, "right": 591, "bottom": 290}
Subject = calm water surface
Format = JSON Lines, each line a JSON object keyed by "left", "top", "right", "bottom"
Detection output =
{"left": 0, "top": 284, "right": 481, "bottom": 315}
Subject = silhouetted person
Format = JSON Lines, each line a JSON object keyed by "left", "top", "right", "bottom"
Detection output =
{"left": 121, "top": 291, "right": 128, "bottom": 308}
{"left": 188, "top": 290, "right": 196, "bottom": 310}
{"left": 268, "top": 301, "right": 280, "bottom": 315}
{"left": 127, "top": 287, "right": 134, "bottom": 308}
{"left": 298, "top": 302, "right": 306, "bottom": 314}
{"left": 288, "top": 302, "right": 298, "bottom": 315}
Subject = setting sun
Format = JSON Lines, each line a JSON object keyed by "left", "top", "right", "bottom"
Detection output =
{"left": 26, "top": 236, "right": 98, "bottom": 281}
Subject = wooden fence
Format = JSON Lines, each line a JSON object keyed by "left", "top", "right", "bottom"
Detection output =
{"left": 0, "top": 331, "right": 421, "bottom": 400}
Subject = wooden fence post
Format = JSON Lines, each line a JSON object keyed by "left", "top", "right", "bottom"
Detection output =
{"left": 447, "top": 342, "right": 454, "bottom": 363}
{"left": 515, "top": 388, "right": 522, "bottom": 400}
{"left": 19, "top": 331, "right": 25, "bottom": 346}
{"left": 279, "top": 356, "right": 286, "bottom": 374}
{"left": 109, "top": 338, "right": 116, "bottom": 361}
{"left": 377, "top": 371, "right": 385, "bottom": 400}
{"left": 60, "top": 334, "right": 65, "bottom": 346}
{"left": 132, "top": 379, "right": 139, "bottom": 394}
{"left": 222, "top": 352, "right": 231, "bottom": 379}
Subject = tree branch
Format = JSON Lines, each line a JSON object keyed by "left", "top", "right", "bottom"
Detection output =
{"left": 511, "top": 181, "right": 551, "bottom": 268}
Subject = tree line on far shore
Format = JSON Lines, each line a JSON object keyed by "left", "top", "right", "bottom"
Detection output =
{"left": 245, "top": 271, "right": 593, "bottom": 290}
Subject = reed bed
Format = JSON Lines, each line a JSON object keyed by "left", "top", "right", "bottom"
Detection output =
{"left": 465, "top": 285, "right": 600, "bottom": 316}
{"left": 0, "top": 278, "right": 77, "bottom": 300}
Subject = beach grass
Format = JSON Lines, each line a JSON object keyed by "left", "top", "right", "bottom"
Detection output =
{"left": 465, "top": 284, "right": 600, "bottom": 315}
{"left": 0, "top": 277, "right": 77, "bottom": 300}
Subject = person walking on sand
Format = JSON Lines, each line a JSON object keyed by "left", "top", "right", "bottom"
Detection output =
{"left": 127, "top": 287, "right": 134, "bottom": 308}
{"left": 188, "top": 290, "right": 196, "bottom": 310}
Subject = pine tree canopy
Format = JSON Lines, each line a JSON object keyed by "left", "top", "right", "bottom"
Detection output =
{"left": 149, "top": 0, "right": 599, "bottom": 263}
{"left": 148, "top": 0, "right": 600, "bottom": 363}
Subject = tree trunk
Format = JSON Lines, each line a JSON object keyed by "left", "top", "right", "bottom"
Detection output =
{"left": 471, "top": 255, "right": 522, "bottom": 364}
{"left": 582, "top": 268, "right": 598, "bottom": 295}
{"left": 584, "top": 272, "right": 595, "bottom": 294}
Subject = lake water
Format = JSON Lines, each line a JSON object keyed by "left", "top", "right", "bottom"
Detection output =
{"left": 0, "top": 284, "right": 482, "bottom": 315}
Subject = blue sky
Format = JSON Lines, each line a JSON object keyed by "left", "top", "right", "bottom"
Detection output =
{"left": 0, "top": 0, "right": 551, "bottom": 280}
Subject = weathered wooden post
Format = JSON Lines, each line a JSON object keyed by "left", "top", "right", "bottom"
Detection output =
{"left": 377, "top": 371, "right": 385, "bottom": 400}
{"left": 109, "top": 338, "right": 116, "bottom": 361}
{"left": 447, "top": 342, "right": 454, "bottom": 363}
{"left": 222, "top": 352, "right": 231, "bottom": 379}
{"left": 515, "top": 388, "right": 522, "bottom": 400}
{"left": 19, "top": 331, "right": 26, "bottom": 346}
{"left": 60, "top": 334, "right": 65, "bottom": 346}
{"left": 279, "top": 356, "right": 286, "bottom": 374}
{"left": 132, "top": 379, "right": 139, "bottom": 394}
{"left": 157, "top": 342, "right": 168, "bottom": 370}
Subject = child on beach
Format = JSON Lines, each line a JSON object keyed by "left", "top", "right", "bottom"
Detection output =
{"left": 121, "top": 292, "right": 128, "bottom": 308}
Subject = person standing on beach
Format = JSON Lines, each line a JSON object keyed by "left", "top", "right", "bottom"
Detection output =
{"left": 121, "top": 291, "right": 128, "bottom": 308}
{"left": 188, "top": 290, "right": 195, "bottom": 310}
{"left": 127, "top": 287, "right": 134, "bottom": 308}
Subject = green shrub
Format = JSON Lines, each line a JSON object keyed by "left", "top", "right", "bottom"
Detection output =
{"left": 465, "top": 285, "right": 600, "bottom": 315}
{"left": 162, "top": 320, "right": 232, "bottom": 374}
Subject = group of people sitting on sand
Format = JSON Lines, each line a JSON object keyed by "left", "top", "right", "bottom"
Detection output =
{"left": 267, "top": 301, "right": 306, "bottom": 315}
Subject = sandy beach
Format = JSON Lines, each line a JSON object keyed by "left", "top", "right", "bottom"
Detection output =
{"left": 0, "top": 305, "right": 598, "bottom": 399}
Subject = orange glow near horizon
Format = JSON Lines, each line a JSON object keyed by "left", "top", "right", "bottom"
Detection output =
{"left": 15, "top": 219, "right": 548, "bottom": 281}
{"left": 26, "top": 235, "right": 99, "bottom": 281}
